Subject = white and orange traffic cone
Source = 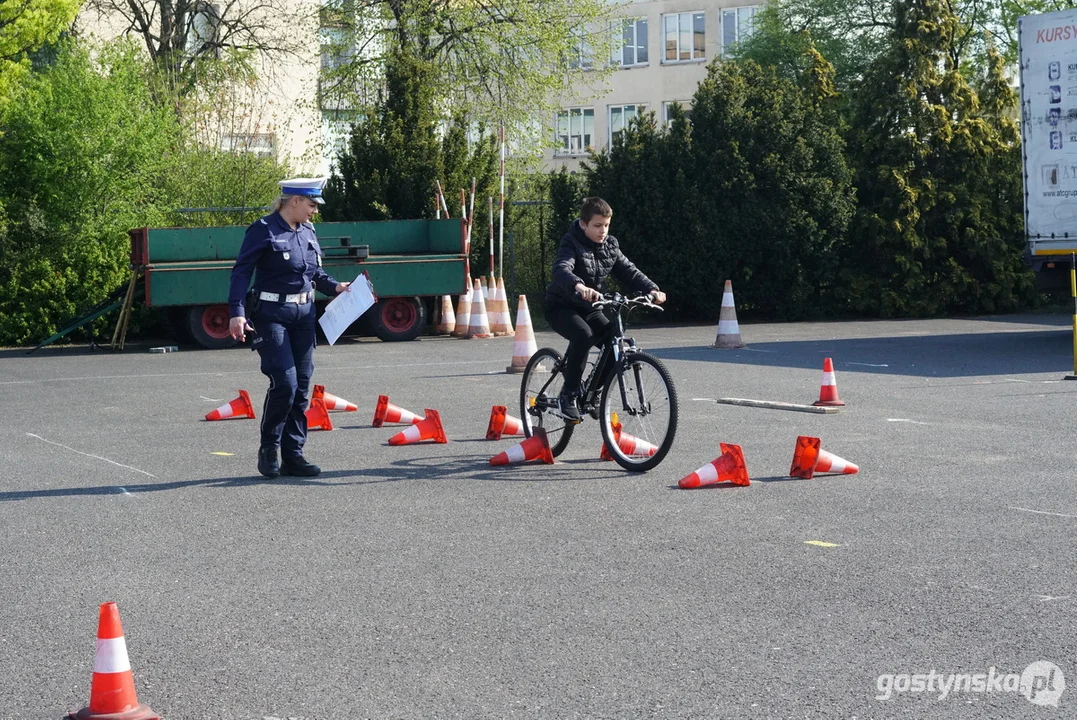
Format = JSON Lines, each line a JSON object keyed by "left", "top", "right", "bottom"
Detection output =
{"left": 372, "top": 395, "right": 423, "bottom": 427}
{"left": 204, "top": 390, "right": 255, "bottom": 421}
{"left": 486, "top": 275, "right": 496, "bottom": 303}
{"left": 813, "top": 358, "right": 844, "bottom": 406}
{"left": 489, "top": 278, "right": 514, "bottom": 336}
{"left": 678, "top": 443, "right": 750, "bottom": 488}
{"left": 711, "top": 280, "right": 745, "bottom": 348}
{"left": 452, "top": 276, "right": 472, "bottom": 338}
{"left": 467, "top": 278, "right": 492, "bottom": 338}
{"left": 68, "top": 602, "right": 160, "bottom": 720}
{"left": 490, "top": 427, "right": 555, "bottom": 466}
{"left": 436, "top": 295, "right": 456, "bottom": 335}
{"left": 599, "top": 413, "right": 657, "bottom": 459}
{"left": 505, "top": 295, "right": 538, "bottom": 373}
{"left": 305, "top": 397, "right": 333, "bottom": 431}
{"left": 312, "top": 384, "right": 357, "bottom": 412}
{"left": 486, "top": 405, "right": 524, "bottom": 440}
{"left": 387, "top": 409, "right": 447, "bottom": 445}
{"left": 789, "top": 435, "right": 858, "bottom": 479}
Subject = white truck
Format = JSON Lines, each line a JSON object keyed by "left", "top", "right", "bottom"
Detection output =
{"left": 1019, "top": 8, "right": 1077, "bottom": 286}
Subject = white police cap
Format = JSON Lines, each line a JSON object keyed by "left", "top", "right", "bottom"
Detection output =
{"left": 278, "top": 177, "right": 327, "bottom": 204}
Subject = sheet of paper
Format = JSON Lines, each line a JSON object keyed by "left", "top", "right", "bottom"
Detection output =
{"left": 318, "top": 273, "right": 376, "bottom": 345}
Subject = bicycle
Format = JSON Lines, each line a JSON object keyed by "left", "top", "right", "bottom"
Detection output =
{"left": 519, "top": 292, "right": 679, "bottom": 472}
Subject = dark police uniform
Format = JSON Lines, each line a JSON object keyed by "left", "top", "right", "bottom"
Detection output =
{"left": 228, "top": 210, "right": 340, "bottom": 476}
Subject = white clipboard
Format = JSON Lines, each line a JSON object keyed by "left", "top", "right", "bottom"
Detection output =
{"left": 318, "top": 272, "right": 377, "bottom": 345}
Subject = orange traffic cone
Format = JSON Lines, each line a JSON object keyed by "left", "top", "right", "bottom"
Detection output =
{"left": 436, "top": 295, "right": 456, "bottom": 335}
{"left": 711, "top": 280, "right": 745, "bottom": 348}
{"left": 489, "top": 277, "right": 514, "bottom": 336}
{"left": 452, "top": 276, "right": 472, "bottom": 338}
{"left": 467, "top": 278, "right": 492, "bottom": 338}
{"left": 388, "top": 409, "right": 447, "bottom": 445}
{"left": 678, "top": 443, "right": 750, "bottom": 488}
{"left": 814, "top": 358, "right": 844, "bottom": 406}
{"left": 305, "top": 397, "right": 334, "bottom": 431}
{"left": 506, "top": 294, "right": 538, "bottom": 373}
{"left": 204, "top": 390, "right": 255, "bottom": 421}
{"left": 372, "top": 395, "right": 422, "bottom": 427}
{"left": 789, "top": 435, "right": 858, "bottom": 479}
{"left": 490, "top": 427, "right": 555, "bottom": 465}
{"left": 486, "top": 405, "right": 524, "bottom": 440}
{"left": 68, "top": 602, "right": 160, "bottom": 720}
{"left": 312, "top": 384, "right": 357, "bottom": 412}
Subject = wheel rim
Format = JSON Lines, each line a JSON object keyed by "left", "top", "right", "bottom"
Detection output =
{"left": 602, "top": 357, "right": 675, "bottom": 468}
{"left": 201, "top": 305, "right": 231, "bottom": 340}
{"left": 381, "top": 298, "right": 417, "bottom": 333}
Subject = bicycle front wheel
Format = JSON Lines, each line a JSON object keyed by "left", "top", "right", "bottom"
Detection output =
{"left": 519, "top": 347, "right": 575, "bottom": 457}
{"left": 600, "top": 352, "right": 678, "bottom": 472}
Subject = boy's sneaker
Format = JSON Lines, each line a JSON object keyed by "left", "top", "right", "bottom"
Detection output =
{"left": 559, "top": 391, "right": 581, "bottom": 423}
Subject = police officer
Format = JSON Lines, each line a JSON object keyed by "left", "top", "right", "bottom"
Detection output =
{"left": 227, "top": 177, "right": 350, "bottom": 478}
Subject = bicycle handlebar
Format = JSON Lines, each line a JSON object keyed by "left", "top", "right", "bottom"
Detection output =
{"left": 591, "top": 292, "right": 664, "bottom": 312}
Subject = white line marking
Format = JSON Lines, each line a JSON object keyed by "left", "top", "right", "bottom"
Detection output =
{"left": 26, "top": 434, "right": 156, "bottom": 478}
{"left": 691, "top": 398, "right": 716, "bottom": 402}
{"left": 887, "top": 418, "right": 929, "bottom": 425}
{"left": 200, "top": 396, "right": 223, "bottom": 402}
{"left": 1035, "top": 595, "right": 1070, "bottom": 603}
{"left": 1009, "top": 506, "right": 1077, "bottom": 519}
{"left": 847, "top": 362, "right": 889, "bottom": 367}
{"left": 740, "top": 348, "right": 777, "bottom": 353}
{"left": 117, "top": 487, "right": 132, "bottom": 496}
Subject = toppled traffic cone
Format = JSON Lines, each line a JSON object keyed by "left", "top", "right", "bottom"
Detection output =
{"left": 506, "top": 294, "right": 537, "bottom": 373}
{"left": 711, "top": 280, "right": 745, "bottom": 349}
{"left": 600, "top": 413, "right": 658, "bottom": 460}
{"left": 372, "top": 395, "right": 422, "bottom": 427}
{"left": 312, "top": 384, "right": 357, "bottom": 412}
{"left": 68, "top": 602, "right": 160, "bottom": 720}
{"left": 305, "top": 397, "right": 334, "bottom": 431}
{"left": 678, "top": 443, "right": 750, "bottom": 488}
{"left": 813, "top": 357, "right": 844, "bottom": 407}
{"left": 789, "top": 435, "right": 859, "bottom": 479}
{"left": 436, "top": 295, "right": 456, "bottom": 335}
{"left": 490, "top": 427, "right": 554, "bottom": 466}
{"left": 205, "top": 390, "right": 255, "bottom": 421}
{"left": 388, "top": 409, "right": 447, "bottom": 445}
{"left": 467, "top": 278, "right": 492, "bottom": 338}
{"left": 452, "top": 276, "right": 472, "bottom": 338}
{"left": 486, "top": 405, "right": 524, "bottom": 440}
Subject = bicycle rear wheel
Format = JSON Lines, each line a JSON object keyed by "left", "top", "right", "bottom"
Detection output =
{"left": 600, "top": 352, "right": 678, "bottom": 472}
{"left": 519, "top": 347, "right": 575, "bottom": 457}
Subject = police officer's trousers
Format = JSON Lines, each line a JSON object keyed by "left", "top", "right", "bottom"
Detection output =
{"left": 252, "top": 301, "right": 316, "bottom": 457}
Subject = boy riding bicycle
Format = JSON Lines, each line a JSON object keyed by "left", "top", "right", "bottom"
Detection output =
{"left": 544, "top": 197, "right": 666, "bottom": 422}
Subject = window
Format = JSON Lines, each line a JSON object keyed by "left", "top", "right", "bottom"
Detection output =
{"left": 609, "top": 105, "right": 646, "bottom": 144}
{"left": 722, "top": 6, "right": 760, "bottom": 53}
{"left": 568, "top": 30, "right": 594, "bottom": 70}
{"left": 320, "top": 26, "right": 357, "bottom": 110}
{"left": 555, "top": 108, "right": 595, "bottom": 155}
{"left": 663, "top": 12, "right": 705, "bottom": 62}
{"left": 186, "top": 2, "right": 221, "bottom": 56}
{"left": 220, "top": 133, "right": 275, "bottom": 159}
{"left": 612, "top": 17, "right": 648, "bottom": 67}
{"left": 663, "top": 101, "right": 692, "bottom": 124}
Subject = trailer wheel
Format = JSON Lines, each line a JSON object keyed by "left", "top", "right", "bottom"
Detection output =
{"left": 187, "top": 304, "right": 237, "bottom": 349}
{"left": 370, "top": 297, "right": 426, "bottom": 342}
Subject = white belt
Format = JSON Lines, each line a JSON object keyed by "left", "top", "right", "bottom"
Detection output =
{"left": 258, "top": 290, "right": 312, "bottom": 304}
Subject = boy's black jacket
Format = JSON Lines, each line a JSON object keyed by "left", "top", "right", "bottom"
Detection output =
{"left": 545, "top": 219, "right": 658, "bottom": 311}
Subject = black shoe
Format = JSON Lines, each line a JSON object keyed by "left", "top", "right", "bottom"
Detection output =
{"left": 559, "top": 392, "right": 581, "bottom": 423}
{"left": 281, "top": 455, "right": 321, "bottom": 477}
{"left": 257, "top": 447, "right": 280, "bottom": 478}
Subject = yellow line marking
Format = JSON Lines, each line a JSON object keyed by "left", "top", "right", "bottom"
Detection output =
{"left": 804, "top": 540, "right": 840, "bottom": 548}
{"left": 211, "top": 452, "right": 235, "bottom": 456}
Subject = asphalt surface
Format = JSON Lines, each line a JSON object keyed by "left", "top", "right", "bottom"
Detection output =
{"left": 0, "top": 313, "right": 1074, "bottom": 719}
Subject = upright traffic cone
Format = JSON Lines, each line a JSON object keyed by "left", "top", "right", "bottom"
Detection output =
{"left": 486, "top": 405, "right": 524, "bottom": 440}
{"left": 506, "top": 295, "right": 538, "bottom": 373}
{"left": 490, "top": 427, "right": 554, "bottom": 465}
{"left": 467, "top": 278, "right": 492, "bottom": 338}
{"left": 711, "top": 280, "right": 745, "bottom": 348}
{"left": 789, "top": 435, "right": 859, "bottom": 479}
{"left": 68, "top": 602, "right": 160, "bottom": 720}
{"left": 204, "top": 390, "right": 255, "bottom": 421}
{"left": 312, "top": 384, "right": 358, "bottom": 412}
{"left": 372, "top": 395, "right": 423, "bottom": 427}
{"left": 305, "top": 396, "right": 334, "bottom": 431}
{"left": 452, "top": 276, "right": 472, "bottom": 338}
{"left": 489, "top": 277, "right": 514, "bottom": 336}
{"left": 486, "top": 274, "right": 496, "bottom": 302}
{"left": 678, "top": 443, "right": 750, "bottom": 488}
{"left": 813, "top": 358, "right": 845, "bottom": 407}
{"left": 436, "top": 295, "right": 456, "bottom": 335}
{"left": 388, "top": 409, "right": 447, "bottom": 445}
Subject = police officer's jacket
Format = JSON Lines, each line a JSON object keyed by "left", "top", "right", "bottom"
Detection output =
{"left": 228, "top": 212, "right": 340, "bottom": 318}
{"left": 545, "top": 219, "right": 658, "bottom": 313}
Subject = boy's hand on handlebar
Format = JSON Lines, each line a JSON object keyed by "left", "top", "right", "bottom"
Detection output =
{"left": 576, "top": 284, "right": 601, "bottom": 303}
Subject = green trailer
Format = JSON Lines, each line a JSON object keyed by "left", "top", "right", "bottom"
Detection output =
{"left": 129, "top": 218, "right": 469, "bottom": 349}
